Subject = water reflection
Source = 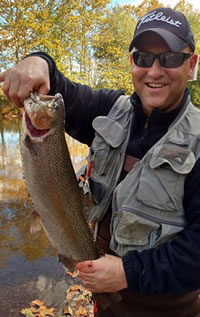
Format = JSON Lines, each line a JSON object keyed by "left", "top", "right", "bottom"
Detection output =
{"left": 0, "top": 118, "right": 89, "bottom": 316}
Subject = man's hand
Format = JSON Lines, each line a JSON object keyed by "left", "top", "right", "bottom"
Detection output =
{"left": 76, "top": 254, "right": 128, "bottom": 293}
{"left": 0, "top": 56, "right": 50, "bottom": 107}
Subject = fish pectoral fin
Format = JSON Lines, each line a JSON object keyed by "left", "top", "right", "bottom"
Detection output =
{"left": 58, "top": 254, "right": 75, "bottom": 272}
{"left": 30, "top": 211, "right": 42, "bottom": 234}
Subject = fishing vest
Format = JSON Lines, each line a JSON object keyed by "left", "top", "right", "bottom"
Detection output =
{"left": 78, "top": 95, "right": 200, "bottom": 257}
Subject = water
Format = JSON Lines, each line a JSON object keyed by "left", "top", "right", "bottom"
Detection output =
{"left": 0, "top": 119, "right": 89, "bottom": 316}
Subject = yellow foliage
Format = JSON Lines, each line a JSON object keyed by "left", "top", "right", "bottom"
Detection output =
{"left": 0, "top": 0, "right": 199, "bottom": 97}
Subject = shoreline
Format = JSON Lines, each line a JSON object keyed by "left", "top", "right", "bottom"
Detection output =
{"left": 0, "top": 112, "right": 22, "bottom": 120}
{"left": 0, "top": 98, "right": 23, "bottom": 119}
{"left": 0, "top": 100, "right": 23, "bottom": 119}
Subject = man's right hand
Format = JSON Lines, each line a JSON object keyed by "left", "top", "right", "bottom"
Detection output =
{"left": 0, "top": 56, "right": 50, "bottom": 107}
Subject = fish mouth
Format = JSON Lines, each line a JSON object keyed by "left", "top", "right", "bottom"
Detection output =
{"left": 25, "top": 112, "right": 51, "bottom": 138}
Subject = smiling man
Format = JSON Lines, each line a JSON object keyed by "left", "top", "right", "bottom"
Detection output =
{"left": 0, "top": 7, "right": 200, "bottom": 317}
{"left": 130, "top": 34, "right": 195, "bottom": 115}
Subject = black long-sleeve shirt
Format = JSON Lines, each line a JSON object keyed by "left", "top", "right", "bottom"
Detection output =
{"left": 29, "top": 51, "right": 200, "bottom": 295}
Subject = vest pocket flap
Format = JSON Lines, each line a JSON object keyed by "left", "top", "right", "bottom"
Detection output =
{"left": 168, "top": 129, "right": 190, "bottom": 146}
{"left": 150, "top": 144, "right": 196, "bottom": 174}
{"left": 92, "top": 116, "right": 127, "bottom": 148}
{"left": 115, "top": 211, "right": 159, "bottom": 246}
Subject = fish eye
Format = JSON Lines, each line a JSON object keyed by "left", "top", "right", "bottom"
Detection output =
{"left": 51, "top": 101, "right": 59, "bottom": 112}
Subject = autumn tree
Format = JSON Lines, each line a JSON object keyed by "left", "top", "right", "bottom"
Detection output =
{"left": 92, "top": 5, "right": 135, "bottom": 93}
{"left": 64, "top": 0, "right": 112, "bottom": 84}
{"left": 174, "top": 0, "right": 200, "bottom": 105}
{"left": 0, "top": 0, "right": 199, "bottom": 103}
{"left": 0, "top": 0, "right": 111, "bottom": 82}
{"left": 132, "top": 0, "right": 164, "bottom": 19}
{"left": 0, "top": 0, "right": 37, "bottom": 65}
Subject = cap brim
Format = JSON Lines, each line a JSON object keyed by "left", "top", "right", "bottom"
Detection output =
{"left": 129, "top": 28, "right": 187, "bottom": 52}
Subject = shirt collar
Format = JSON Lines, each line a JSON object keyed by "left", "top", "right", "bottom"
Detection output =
{"left": 130, "top": 88, "right": 190, "bottom": 128}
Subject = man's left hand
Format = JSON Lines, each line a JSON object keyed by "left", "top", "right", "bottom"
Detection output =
{"left": 76, "top": 254, "right": 128, "bottom": 293}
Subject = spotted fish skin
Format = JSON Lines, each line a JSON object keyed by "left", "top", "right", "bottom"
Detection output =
{"left": 22, "top": 92, "right": 99, "bottom": 272}
{"left": 21, "top": 92, "right": 122, "bottom": 309}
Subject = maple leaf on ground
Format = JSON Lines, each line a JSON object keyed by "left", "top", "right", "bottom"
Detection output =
{"left": 63, "top": 305, "right": 73, "bottom": 316}
{"left": 65, "top": 283, "right": 94, "bottom": 317}
{"left": 66, "top": 270, "right": 80, "bottom": 278}
{"left": 21, "top": 299, "right": 55, "bottom": 317}
{"left": 20, "top": 309, "right": 34, "bottom": 317}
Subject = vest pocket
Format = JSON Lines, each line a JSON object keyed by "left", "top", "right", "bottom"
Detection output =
{"left": 115, "top": 211, "right": 160, "bottom": 247}
{"left": 136, "top": 144, "right": 195, "bottom": 212}
{"left": 92, "top": 116, "right": 127, "bottom": 176}
{"left": 111, "top": 210, "right": 183, "bottom": 256}
{"left": 90, "top": 137, "right": 111, "bottom": 175}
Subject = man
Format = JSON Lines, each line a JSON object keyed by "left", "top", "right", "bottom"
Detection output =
{"left": 0, "top": 7, "right": 200, "bottom": 317}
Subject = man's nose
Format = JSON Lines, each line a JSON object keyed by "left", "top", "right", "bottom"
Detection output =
{"left": 148, "top": 58, "right": 165, "bottom": 78}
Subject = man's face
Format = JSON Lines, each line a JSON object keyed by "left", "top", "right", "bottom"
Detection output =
{"left": 131, "top": 33, "right": 197, "bottom": 116}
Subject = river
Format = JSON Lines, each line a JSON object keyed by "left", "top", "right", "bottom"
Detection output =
{"left": 0, "top": 118, "right": 88, "bottom": 317}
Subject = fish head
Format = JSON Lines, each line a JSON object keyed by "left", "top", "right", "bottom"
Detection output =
{"left": 23, "top": 92, "right": 65, "bottom": 142}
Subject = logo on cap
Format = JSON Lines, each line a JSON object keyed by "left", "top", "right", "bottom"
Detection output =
{"left": 137, "top": 11, "right": 182, "bottom": 29}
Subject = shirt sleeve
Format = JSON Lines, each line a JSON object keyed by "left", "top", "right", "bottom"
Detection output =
{"left": 27, "top": 51, "right": 124, "bottom": 146}
{"left": 122, "top": 158, "right": 200, "bottom": 295}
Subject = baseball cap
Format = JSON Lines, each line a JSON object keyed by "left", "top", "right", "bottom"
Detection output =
{"left": 129, "top": 8, "right": 195, "bottom": 52}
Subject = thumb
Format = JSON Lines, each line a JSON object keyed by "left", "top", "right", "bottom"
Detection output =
{"left": 0, "top": 71, "right": 5, "bottom": 82}
{"left": 76, "top": 260, "right": 95, "bottom": 273}
{"left": 37, "top": 81, "right": 50, "bottom": 96}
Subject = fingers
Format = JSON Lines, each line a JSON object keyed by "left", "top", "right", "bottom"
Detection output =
{"left": 78, "top": 269, "right": 99, "bottom": 292}
{"left": 38, "top": 82, "right": 50, "bottom": 96}
{"left": 0, "top": 56, "right": 50, "bottom": 107}
{"left": 2, "top": 72, "right": 27, "bottom": 107}
{"left": 2, "top": 72, "right": 22, "bottom": 107}
{"left": 76, "top": 260, "right": 96, "bottom": 273}
{"left": 77, "top": 255, "right": 128, "bottom": 293}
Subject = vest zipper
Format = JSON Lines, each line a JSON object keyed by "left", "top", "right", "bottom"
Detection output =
{"left": 141, "top": 117, "right": 149, "bottom": 140}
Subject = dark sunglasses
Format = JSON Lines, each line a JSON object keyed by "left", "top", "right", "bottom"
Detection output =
{"left": 132, "top": 51, "right": 193, "bottom": 68}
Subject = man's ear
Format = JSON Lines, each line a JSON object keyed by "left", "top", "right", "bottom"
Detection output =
{"left": 130, "top": 54, "right": 133, "bottom": 65}
{"left": 188, "top": 54, "right": 199, "bottom": 81}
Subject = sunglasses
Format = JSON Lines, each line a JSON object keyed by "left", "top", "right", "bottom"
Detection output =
{"left": 132, "top": 51, "right": 193, "bottom": 68}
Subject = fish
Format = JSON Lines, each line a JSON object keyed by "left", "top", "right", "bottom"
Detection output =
{"left": 21, "top": 92, "right": 121, "bottom": 309}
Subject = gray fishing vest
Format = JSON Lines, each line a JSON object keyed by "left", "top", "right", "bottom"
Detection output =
{"left": 79, "top": 95, "right": 200, "bottom": 257}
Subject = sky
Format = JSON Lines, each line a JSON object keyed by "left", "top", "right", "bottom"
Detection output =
{"left": 112, "top": 0, "right": 200, "bottom": 11}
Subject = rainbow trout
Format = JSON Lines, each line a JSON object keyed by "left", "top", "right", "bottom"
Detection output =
{"left": 21, "top": 92, "right": 120, "bottom": 309}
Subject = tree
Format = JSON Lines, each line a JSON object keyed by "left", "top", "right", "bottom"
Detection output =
{"left": 174, "top": 0, "right": 200, "bottom": 105}
{"left": 0, "top": 0, "right": 199, "bottom": 104}
{"left": 132, "top": 0, "right": 164, "bottom": 19}
{"left": 0, "top": 0, "right": 111, "bottom": 81}
{"left": 92, "top": 5, "right": 135, "bottom": 93}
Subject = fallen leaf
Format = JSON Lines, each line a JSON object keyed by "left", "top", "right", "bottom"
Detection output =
{"left": 65, "top": 282, "right": 94, "bottom": 317}
{"left": 70, "top": 285, "right": 82, "bottom": 292}
{"left": 31, "top": 299, "right": 45, "bottom": 309}
{"left": 63, "top": 305, "right": 73, "bottom": 316}
{"left": 66, "top": 270, "right": 79, "bottom": 278}
{"left": 21, "top": 299, "right": 55, "bottom": 317}
{"left": 20, "top": 309, "right": 34, "bottom": 317}
{"left": 39, "top": 307, "right": 55, "bottom": 317}
{"left": 76, "top": 306, "right": 87, "bottom": 316}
